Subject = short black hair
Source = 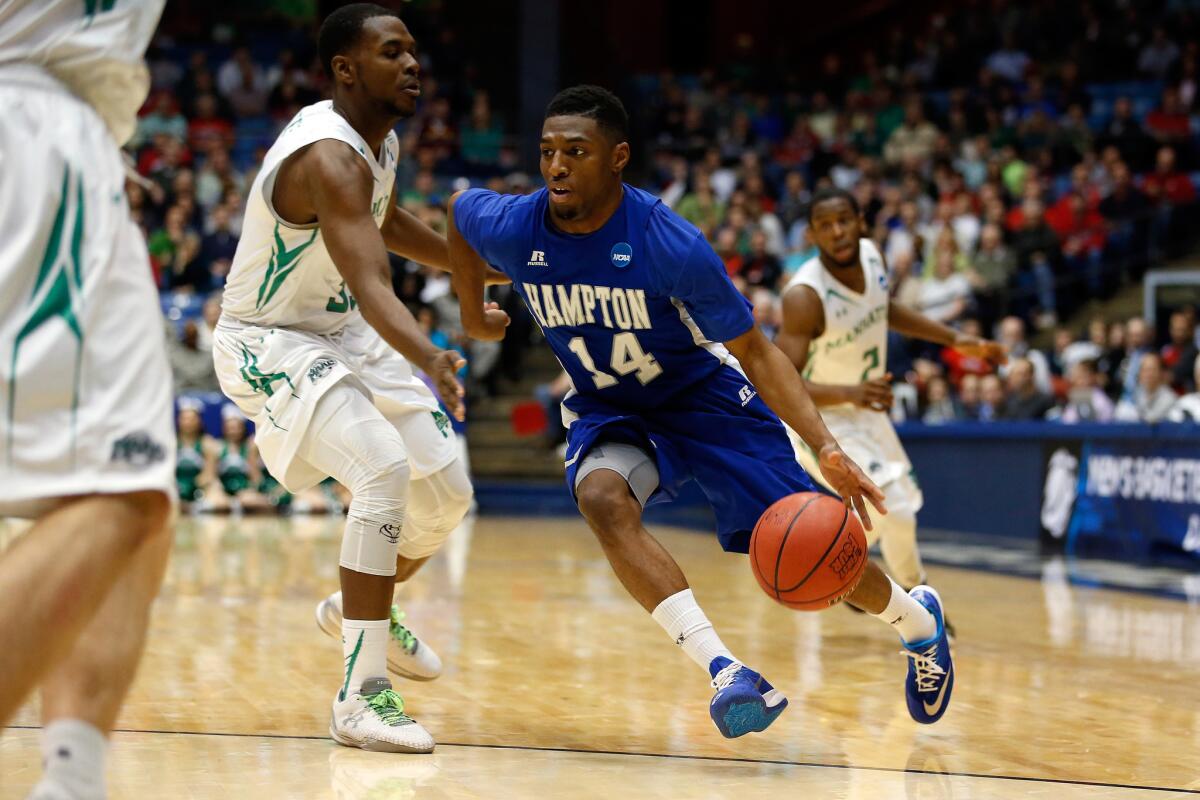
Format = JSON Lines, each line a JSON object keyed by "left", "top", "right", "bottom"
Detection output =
{"left": 318, "top": 3, "right": 399, "bottom": 78}
{"left": 544, "top": 85, "right": 629, "bottom": 142}
{"left": 807, "top": 187, "right": 861, "bottom": 222}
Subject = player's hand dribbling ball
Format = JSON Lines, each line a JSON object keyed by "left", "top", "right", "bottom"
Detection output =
{"left": 750, "top": 492, "right": 868, "bottom": 611}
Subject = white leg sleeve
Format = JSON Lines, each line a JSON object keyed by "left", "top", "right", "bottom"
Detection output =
{"left": 876, "top": 510, "right": 926, "bottom": 589}
{"left": 296, "top": 384, "right": 410, "bottom": 576}
{"left": 398, "top": 457, "right": 473, "bottom": 560}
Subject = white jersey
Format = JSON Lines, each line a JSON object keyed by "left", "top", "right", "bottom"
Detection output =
{"left": 221, "top": 101, "right": 398, "bottom": 336}
{"left": 783, "top": 238, "right": 890, "bottom": 408}
{"left": 0, "top": 0, "right": 163, "bottom": 145}
{"left": 783, "top": 239, "right": 922, "bottom": 521}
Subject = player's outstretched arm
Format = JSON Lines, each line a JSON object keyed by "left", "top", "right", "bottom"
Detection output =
{"left": 726, "top": 326, "right": 887, "bottom": 528}
{"left": 777, "top": 286, "right": 894, "bottom": 410}
{"left": 447, "top": 191, "right": 510, "bottom": 341}
{"left": 381, "top": 186, "right": 509, "bottom": 284}
{"left": 303, "top": 140, "right": 466, "bottom": 419}
{"left": 888, "top": 300, "right": 1007, "bottom": 365}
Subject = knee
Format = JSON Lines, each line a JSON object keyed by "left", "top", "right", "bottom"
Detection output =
{"left": 350, "top": 458, "right": 410, "bottom": 519}
{"left": 100, "top": 490, "right": 172, "bottom": 551}
{"left": 576, "top": 472, "right": 642, "bottom": 542}
{"left": 395, "top": 459, "right": 473, "bottom": 560}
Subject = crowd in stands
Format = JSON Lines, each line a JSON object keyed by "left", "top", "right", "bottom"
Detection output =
{"left": 886, "top": 310, "right": 1200, "bottom": 425}
{"left": 629, "top": 0, "right": 1200, "bottom": 427}
{"left": 640, "top": 3, "right": 1200, "bottom": 333}
{"left": 131, "top": 1, "right": 1200, "bottom": 501}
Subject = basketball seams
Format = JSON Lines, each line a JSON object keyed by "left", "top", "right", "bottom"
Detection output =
{"left": 780, "top": 559, "right": 866, "bottom": 609}
{"left": 776, "top": 504, "right": 849, "bottom": 594}
{"left": 770, "top": 495, "right": 821, "bottom": 599}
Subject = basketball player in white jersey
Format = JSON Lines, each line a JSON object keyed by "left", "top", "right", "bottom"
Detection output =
{"left": 0, "top": 1, "right": 174, "bottom": 798}
{"left": 213, "top": 4, "right": 495, "bottom": 753}
{"left": 776, "top": 188, "right": 1005, "bottom": 618}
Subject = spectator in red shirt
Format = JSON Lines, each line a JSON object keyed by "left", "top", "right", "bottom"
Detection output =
{"left": 739, "top": 229, "right": 782, "bottom": 289}
{"left": 1144, "top": 87, "right": 1191, "bottom": 147}
{"left": 1143, "top": 146, "right": 1197, "bottom": 206}
{"left": 1046, "top": 192, "right": 1108, "bottom": 296}
{"left": 187, "top": 93, "right": 234, "bottom": 156}
{"left": 1161, "top": 311, "right": 1199, "bottom": 390}
{"left": 773, "top": 116, "right": 818, "bottom": 169}
{"left": 1053, "top": 163, "right": 1101, "bottom": 216}
{"left": 714, "top": 227, "right": 744, "bottom": 278}
{"left": 418, "top": 96, "right": 459, "bottom": 169}
{"left": 1142, "top": 146, "right": 1198, "bottom": 259}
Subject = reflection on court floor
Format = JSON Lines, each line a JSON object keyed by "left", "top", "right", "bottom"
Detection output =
{"left": 2, "top": 515, "right": 1197, "bottom": 798}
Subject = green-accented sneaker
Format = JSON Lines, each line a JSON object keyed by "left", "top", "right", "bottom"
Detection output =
{"left": 330, "top": 677, "right": 434, "bottom": 753}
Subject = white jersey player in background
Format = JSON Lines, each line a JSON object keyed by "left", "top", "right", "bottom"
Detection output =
{"left": 214, "top": 4, "right": 499, "bottom": 753}
{"left": 0, "top": 1, "right": 173, "bottom": 798}
{"left": 776, "top": 188, "right": 1006, "bottom": 627}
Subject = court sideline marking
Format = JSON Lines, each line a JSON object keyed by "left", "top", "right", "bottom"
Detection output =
{"left": 5, "top": 724, "right": 1197, "bottom": 795}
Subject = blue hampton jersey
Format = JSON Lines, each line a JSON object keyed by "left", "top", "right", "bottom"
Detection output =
{"left": 454, "top": 185, "right": 754, "bottom": 411}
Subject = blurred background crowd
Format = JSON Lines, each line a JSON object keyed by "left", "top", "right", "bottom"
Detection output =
{"left": 130, "top": 0, "right": 1200, "bottom": 510}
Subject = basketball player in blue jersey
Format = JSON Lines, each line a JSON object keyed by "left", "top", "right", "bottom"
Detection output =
{"left": 448, "top": 86, "right": 955, "bottom": 736}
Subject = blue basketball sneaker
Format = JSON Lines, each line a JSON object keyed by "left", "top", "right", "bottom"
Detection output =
{"left": 901, "top": 586, "right": 955, "bottom": 724}
{"left": 707, "top": 656, "right": 788, "bottom": 738}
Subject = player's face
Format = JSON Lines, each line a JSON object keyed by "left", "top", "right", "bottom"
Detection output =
{"left": 346, "top": 16, "right": 421, "bottom": 117}
{"left": 539, "top": 116, "right": 628, "bottom": 224}
{"left": 809, "top": 198, "right": 864, "bottom": 268}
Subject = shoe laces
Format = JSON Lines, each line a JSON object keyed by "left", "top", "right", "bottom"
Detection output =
{"left": 365, "top": 687, "right": 416, "bottom": 726}
{"left": 902, "top": 643, "right": 947, "bottom": 693}
{"left": 710, "top": 661, "right": 745, "bottom": 691}
{"left": 389, "top": 605, "right": 418, "bottom": 654}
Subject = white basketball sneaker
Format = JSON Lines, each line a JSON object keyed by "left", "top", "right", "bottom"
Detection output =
{"left": 330, "top": 677, "right": 435, "bottom": 753}
{"left": 316, "top": 593, "right": 443, "bottom": 681}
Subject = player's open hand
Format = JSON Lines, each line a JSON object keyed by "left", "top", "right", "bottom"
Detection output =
{"left": 477, "top": 301, "right": 511, "bottom": 341}
{"left": 816, "top": 444, "right": 887, "bottom": 531}
{"left": 953, "top": 334, "right": 1008, "bottom": 367}
{"left": 852, "top": 373, "right": 894, "bottom": 412}
{"left": 425, "top": 350, "right": 468, "bottom": 421}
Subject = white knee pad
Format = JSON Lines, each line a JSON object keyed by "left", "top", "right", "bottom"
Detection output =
{"left": 298, "top": 386, "right": 411, "bottom": 576}
{"left": 397, "top": 458, "right": 473, "bottom": 560}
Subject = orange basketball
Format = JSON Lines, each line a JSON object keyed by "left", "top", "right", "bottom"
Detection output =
{"left": 750, "top": 492, "right": 868, "bottom": 611}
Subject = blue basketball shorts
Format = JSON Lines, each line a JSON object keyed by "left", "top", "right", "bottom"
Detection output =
{"left": 563, "top": 365, "right": 821, "bottom": 553}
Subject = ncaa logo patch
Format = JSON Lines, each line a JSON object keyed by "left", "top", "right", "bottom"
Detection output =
{"left": 610, "top": 242, "right": 633, "bottom": 269}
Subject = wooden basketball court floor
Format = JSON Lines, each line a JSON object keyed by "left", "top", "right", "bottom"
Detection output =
{"left": 2, "top": 513, "right": 1198, "bottom": 799}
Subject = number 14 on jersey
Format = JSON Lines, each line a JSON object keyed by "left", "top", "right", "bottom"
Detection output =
{"left": 568, "top": 333, "right": 662, "bottom": 388}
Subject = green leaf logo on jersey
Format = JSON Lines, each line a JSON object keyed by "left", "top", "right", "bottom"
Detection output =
{"left": 7, "top": 166, "right": 86, "bottom": 464}
{"left": 237, "top": 342, "right": 295, "bottom": 398}
{"left": 255, "top": 223, "right": 317, "bottom": 312}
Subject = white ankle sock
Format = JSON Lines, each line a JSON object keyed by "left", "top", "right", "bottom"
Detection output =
{"left": 38, "top": 719, "right": 107, "bottom": 800}
{"left": 873, "top": 578, "right": 937, "bottom": 644}
{"left": 651, "top": 588, "right": 735, "bottom": 671}
{"left": 341, "top": 618, "right": 389, "bottom": 699}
